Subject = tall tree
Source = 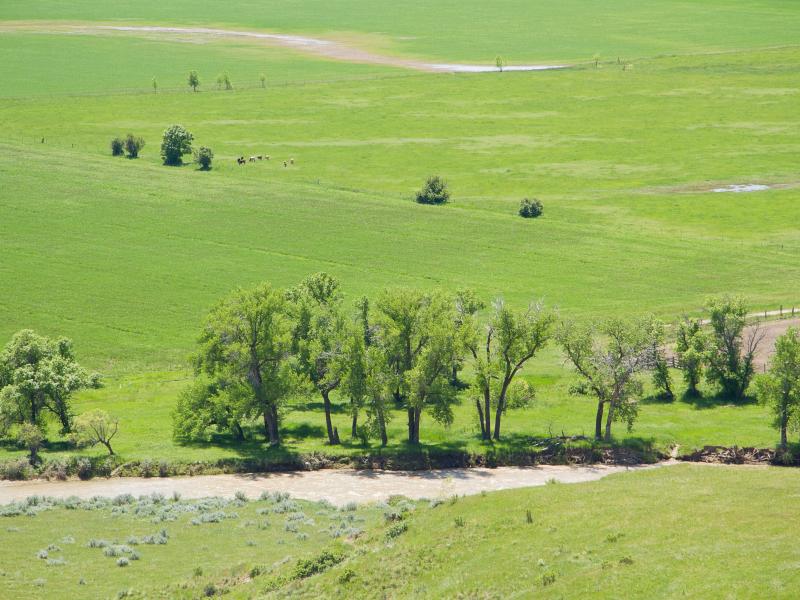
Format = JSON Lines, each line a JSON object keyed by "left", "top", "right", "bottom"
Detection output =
{"left": 675, "top": 317, "right": 707, "bottom": 395}
{"left": 288, "top": 273, "right": 347, "bottom": 445}
{"left": 195, "top": 283, "right": 294, "bottom": 446}
{"left": 467, "top": 299, "right": 553, "bottom": 440}
{"left": 705, "top": 296, "right": 764, "bottom": 400}
{"left": 558, "top": 317, "right": 657, "bottom": 441}
{"left": 648, "top": 319, "right": 674, "bottom": 401}
{"left": 375, "top": 289, "right": 462, "bottom": 444}
{"left": 0, "top": 330, "right": 99, "bottom": 435}
{"left": 754, "top": 328, "right": 800, "bottom": 447}
{"left": 188, "top": 70, "right": 200, "bottom": 92}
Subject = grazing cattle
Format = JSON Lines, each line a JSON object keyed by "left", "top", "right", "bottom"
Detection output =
{"left": 290, "top": 158, "right": 294, "bottom": 165}
{"left": 249, "top": 156, "right": 256, "bottom": 162}
{"left": 265, "top": 155, "right": 270, "bottom": 160}
{"left": 257, "top": 155, "right": 263, "bottom": 160}
{"left": 236, "top": 157, "right": 246, "bottom": 165}
{"left": 283, "top": 161, "right": 287, "bottom": 167}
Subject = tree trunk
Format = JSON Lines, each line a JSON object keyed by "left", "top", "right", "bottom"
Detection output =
{"left": 484, "top": 390, "right": 491, "bottom": 442}
{"left": 351, "top": 412, "right": 358, "bottom": 439}
{"left": 262, "top": 406, "right": 280, "bottom": 446}
{"left": 476, "top": 397, "right": 485, "bottom": 439}
{"left": 377, "top": 406, "right": 388, "bottom": 447}
{"left": 232, "top": 421, "right": 245, "bottom": 442}
{"left": 780, "top": 407, "right": 788, "bottom": 447}
{"left": 102, "top": 441, "right": 115, "bottom": 455}
{"left": 604, "top": 401, "right": 615, "bottom": 442}
{"left": 408, "top": 407, "right": 421, "bottom": 444}
{"left": 493, "top": 401, "right": 502, "bottom": 440}
{"left": 594, "top": 400, "right": 604, "bottom": 440}
{"left": 55, "top": 401, "right": 72, "bottom": 434}
{"left": 408, "top": 407, "right": 418, "bottom": 444}
{"left": 321, "top": 389, "right": 338, "bottom": 445}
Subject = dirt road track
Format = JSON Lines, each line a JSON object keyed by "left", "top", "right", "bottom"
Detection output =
{"left": 0, "top": 464, "right": 664, "bottom": 506}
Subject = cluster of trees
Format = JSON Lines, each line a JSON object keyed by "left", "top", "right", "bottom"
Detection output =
{"left": 109, "top": 125, "right": 213, "bottom": 170}
{"left": 178, "top": 283, "right": 795, "bottom": 448}
{"left": 186, "top": 71, "right": 267, "bottom": 93}
{"left": 175, "top": 275, "right": 557, "bottom": 447}
{"left": 0, "top": 331, "right": 119, "bottom": 462}
{"left": 111, "top": 134, "right": 145, "bottom": 159}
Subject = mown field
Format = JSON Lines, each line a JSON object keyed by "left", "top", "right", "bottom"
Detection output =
{"left": 1, "top": 1, "right": 800, "bottom": 464}
{"left": 1, "top": 466, "right": 798, "bottom": 598}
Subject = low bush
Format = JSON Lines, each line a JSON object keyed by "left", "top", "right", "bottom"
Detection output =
{"left": 111, "top": 137, "right": 124, "bottom": 156}
{"left": 124, "top": 134, "right": 145, "bottom": 159}
{"left": 518, "top": 198, "right": 543, "bottom": 218}
{"left": 415, "top": 176, "right": 450, "bottom": 205}
{"left": 195, "top": 147, "right": 214, "bottom": 170}
{"left": 291, "top": 549, "right": 345, "bottom": 580}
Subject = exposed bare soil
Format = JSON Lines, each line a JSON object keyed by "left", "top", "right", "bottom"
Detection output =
{"left": 0, "top": 464, "right": 661, "bottom": 506}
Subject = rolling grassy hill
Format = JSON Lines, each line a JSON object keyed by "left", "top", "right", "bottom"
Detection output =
{"left": 1, "top": 2, "right": 799, "bottom": 462}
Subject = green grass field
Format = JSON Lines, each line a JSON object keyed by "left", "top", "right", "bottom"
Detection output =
{"left": 2, "top": 1, "right": 800, "bottom": 464}
{"left": 1, "top": 466, "right": 798, "bottom": 598}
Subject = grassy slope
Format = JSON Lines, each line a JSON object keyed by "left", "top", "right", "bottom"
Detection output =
{"left": 0, "top": 493, "right": 381, "bottom": 599}
{"left": 2, "top": 0, "right": 800, "bottom": 62}
{"left": 1, "top": 8, "right": 799, "bottom": 461}
{"left": 280, "top": 465, "right": 800, "bottom": 599}
{"left": 3, "top": 466, "right": 795, "bottom": 598}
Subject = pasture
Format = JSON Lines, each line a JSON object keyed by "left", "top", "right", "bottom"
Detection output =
{"left": 1, "top": 1, "right": 800, "bottom": 466}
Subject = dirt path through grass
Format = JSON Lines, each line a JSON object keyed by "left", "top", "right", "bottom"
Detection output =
{"left": 0, "top": 22, "right": 566, "bottom": 73}
{"left": 0, "top": 464, "right": 666, "bottom": 506}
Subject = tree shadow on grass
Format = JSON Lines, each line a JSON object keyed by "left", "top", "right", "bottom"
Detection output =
{"left": 679, "top": 389, "right": 757, "bottom": 410}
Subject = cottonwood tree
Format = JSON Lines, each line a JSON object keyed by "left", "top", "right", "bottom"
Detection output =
{"left": 675, "top": 317, "right": 707, "bottom": 395}
{"left": 343, "top": 339, "right": 392, "bottom": 446}
{"left": 341, "top": 296, "right": 376, "bottom": 439}
{"left": 74, "top": 410, "right": 119, "bottom": 455}
{"left": 173, "top": 377, "right": 248, "bottom": 442}
{"left": 467, "top": 299, "right": 553, "bottom": 440}
{"left": 0, "top": 330, "right": 100, "bottom": 435}
{"left": 195, "top": 283, "right": 295, "bottom": 446}
{"left": 558, "top": 317, "right": 658, "bottom": 441}
{"left": 705, "top": 296, "right": 764, "bottom": 400}
{"left": 288, "top": 273, "right": 348, "bottom": 445}
{"left": 754, "top": 328, "right": 800, "bottom": 447}
{"left": 375, "top": 289, "right": 462, "bottom": 444}
{"left": 648, "top": 319, "right": 673, "bottom": 401}
{"left": 452, "top": 289, "right": 485, "bottom": 386}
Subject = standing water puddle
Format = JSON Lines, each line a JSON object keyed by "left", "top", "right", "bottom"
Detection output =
{"left": 711, "top": 184, "right": 770, "bottom": 193}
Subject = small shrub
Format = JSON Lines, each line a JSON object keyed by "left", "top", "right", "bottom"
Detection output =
{"left": 526, "top": 509, "right": 533, "bottom": 524}
{"left": 111, "top": 138, "right": 124, "bottom": 156}
{"left": 385, "top": 522, "right": 408, "bottom": 539}
{"left": 338, "top": 568, "right": 356, "bottom": 584}
{"left": 124, "top": 134, "right": 145, "bottom": 158}
{"left": 37, "top": 549, "right": 48, "bottom": 559}
{"left": 540, "top": 571, "right": 557, "bottom": 586}
{"left": 195, "top": 146, "right": 214, "bottom": 170}
{"left": 193, "top": 566, "right": 203, "bottom": 577}
{"left": 291, "top": 549, "right": 345, "bottom": 580}
{"left": 619, "top": 556, "right": 634, "bottom": 565}
{"left": 116, "top": 557, "right": 130, "bottom": 567}
{"left": 519, "top": 198, "right": 543, "bottom": 218}
{"left": 46, "top": 558, "right": 66, "bottom": 567}
{"left": 454, "top": 516, "right": 465, "bottom": 528}
{"left": 76, "top": 457, "right": 93, "bottom": 480}
{"left": 414, "top": 175, "right": 450, "bottom": 205}
{"left": 203, "top": 583, "right": 217, "bottom": 597}
{"left": 234, "top": 490, "right": 247, "bottom": 503}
